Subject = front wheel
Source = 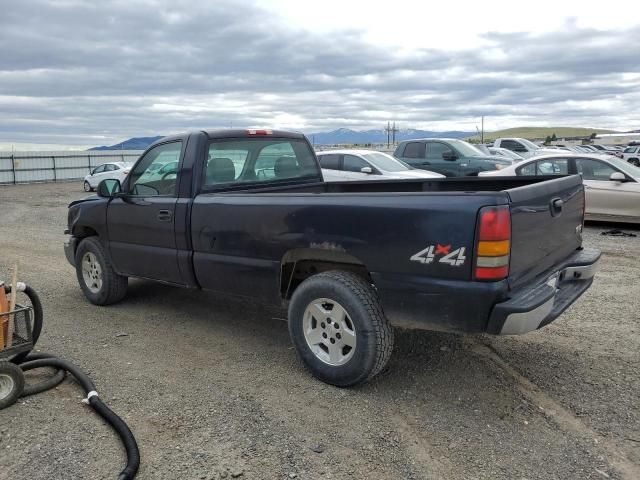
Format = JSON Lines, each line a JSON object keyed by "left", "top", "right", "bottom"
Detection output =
{"left": 83, "top": 180, "right": 92, "bottom": 192}
{"left": 0, "top": 361, "right": 24, "bottom": 410}
{"left": 75, "top": 237, "right": 128, "bottom": 305}
{"left": 288, "top": 271, "right": 394, "bottom": 387}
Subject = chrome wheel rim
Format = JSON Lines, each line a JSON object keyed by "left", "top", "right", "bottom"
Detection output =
{"left": 82, "top": 252, "right": 103, "bottom": 294}
{"left": 0, "top": 373, "right": 15, "bottom": 400}
{"left": 84, "top": 181, "right": 91, "bottom": 192}
{"left": 303, "top": 298, "right": 357, "bottom": 366}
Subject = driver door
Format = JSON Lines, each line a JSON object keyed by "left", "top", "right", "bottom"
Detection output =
{"left": 106, "top": 141, "right": 184, "bottom": 283}
{"left": 426, "top": 142, "right": 460, "bottom": 177}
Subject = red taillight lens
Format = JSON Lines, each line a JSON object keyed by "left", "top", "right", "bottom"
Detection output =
{"left": 478, "top": 206, "right": 511, "bottom": 241}
{"left": 246, "top": 129, "right": 272, "bottom": 135}
{"left": 475, "top": 206, "right": 511, "bottom": 281}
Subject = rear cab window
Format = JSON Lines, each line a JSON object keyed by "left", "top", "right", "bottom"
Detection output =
{"left": 204, "top": 137, "right": 320, "bottom": 188}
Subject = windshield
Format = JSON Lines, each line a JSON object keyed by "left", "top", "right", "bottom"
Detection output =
{"left": 492, "top": 148, "right": 523, "bottom": 160}
{"left": 519, "top": 138, "right": 541, "bottom": 150}
{"left": 447, "top": 139, "right": 485, "bottom": 156}
{"left": 607, "top": 157, "right": 640, "bottom": 179}
{"left": 362, "top": 152, "right": 411, "bottom": 172}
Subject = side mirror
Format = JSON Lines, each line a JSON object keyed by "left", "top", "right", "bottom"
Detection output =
{"left": 442, "top": 151, "right": 457, "bottom": 161}
{"left": 609, "top": 172, "right": 626, "bottom": 182}
{"left": 360, "top": 166, "right": 373, "bottom": 174}
{"left": 97, "top": 178, "right": 122, "bottom": 197}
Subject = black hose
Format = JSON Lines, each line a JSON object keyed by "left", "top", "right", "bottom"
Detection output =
{"left": 6, "top": 285, "right": 140, "bottom": 480}
{"left": 15, "top": 354, "right": 140, "bottom": 480}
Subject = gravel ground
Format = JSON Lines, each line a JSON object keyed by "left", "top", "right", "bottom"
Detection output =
{"left": 0, "top": 181, "right": 638, "bottom": 480}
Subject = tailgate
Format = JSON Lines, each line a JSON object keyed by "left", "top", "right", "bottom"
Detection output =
{"left": 506, "top": 175, "right": 584, "bottom": 289}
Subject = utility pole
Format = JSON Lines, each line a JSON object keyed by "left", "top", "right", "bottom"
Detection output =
{"left": 384, "top": 121, "right": 391, "bottom": 149}
{"left": 391, "top": 121, "right": 399, "bottom": 145}
{"left": 481, "top": 116, "right": 484, "bottom": 144}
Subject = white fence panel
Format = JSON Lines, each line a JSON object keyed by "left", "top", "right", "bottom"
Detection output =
{"left": 0, "top": 151, "right": 143, "bottom": 184}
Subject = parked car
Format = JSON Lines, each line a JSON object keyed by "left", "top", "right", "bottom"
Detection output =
{"left": 393, "top": 138, "right": 511, "bottom": 176}
{"left": 317, "top": 150, "right": 443, "bottom": 181}
{"left": 479, "top": 153, "right": 640, "bottom": 223}
{"left": 493, "top": 138, "right": 565, "bottom": 158}
{"left": 488, "top": 147, "right": 525, "bottom": 161}
{"left": 622, "top": 146, "right": 640, "bottom": 166}
{"left": 64, "top": 129, "right": 599, "bottom": 386}
{"left": 83, "top": 162, "right": 132, "bottom": 192}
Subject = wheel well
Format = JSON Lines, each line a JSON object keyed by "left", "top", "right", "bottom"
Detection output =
{"left": 280, "top": 249, "right": 371, "bottom": 300}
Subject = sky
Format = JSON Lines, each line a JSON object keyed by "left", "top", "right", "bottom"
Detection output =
{"left": 1, "top": 0, "right": 639, "bottom": 149}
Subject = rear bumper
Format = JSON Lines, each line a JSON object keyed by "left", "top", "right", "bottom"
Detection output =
{"left": 372, "top": 247, "right": 600, "bottom": 335}
{"left": 487, "top": 247, "right": 601, "bottom": 335}
{"left": 64, "top": 236, "right": 78, "bottom": 267}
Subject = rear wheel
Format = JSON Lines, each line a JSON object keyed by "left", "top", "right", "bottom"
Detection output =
{"left": 83, "top": 180, "right": 92, "bottom": 192}
{"left": 75, "top": 237, "right": 128, "bottom": 305}
{"left": 288, "top": 271, "right": 394, "bottom": 387}
{"left": 0, "top": 361, "right": 24, "bottom": 410}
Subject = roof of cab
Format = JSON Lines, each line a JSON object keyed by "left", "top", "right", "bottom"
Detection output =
{"left": 204, "top": 129, "right": 306, "bottom": 140}
{"left": 146, "top": 129, "right": 308, "bottom": 151}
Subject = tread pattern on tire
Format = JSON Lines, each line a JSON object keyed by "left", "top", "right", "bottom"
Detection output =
{"left": 311, "top": 270, "right": 394, "bottom": 383}
{"left": 76, "top": 237, "right": 128, "bottom": 305}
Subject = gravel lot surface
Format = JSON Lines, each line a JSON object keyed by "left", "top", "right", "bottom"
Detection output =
{"left": 0, "top": 181, "right": 638, "bottom": 480}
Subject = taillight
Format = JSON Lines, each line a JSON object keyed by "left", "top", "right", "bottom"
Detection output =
{"left": 475, "top": 205, "right": 511, "bottom": 281}
{"left": 246, "top": 129, "right": 272, "bottom": 135}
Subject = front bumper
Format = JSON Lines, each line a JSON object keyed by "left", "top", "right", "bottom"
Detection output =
{"left": 487, "top": 247, "right": 601, "bottom": 335}
{"left": 64, "top": 236, "right": 78, "bottom": 267}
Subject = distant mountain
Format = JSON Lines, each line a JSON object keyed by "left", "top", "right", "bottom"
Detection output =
{"left": 308, "top": 128, "right": 474, "bottom": 145}
{"left": 465, "top": 127, "right": 618, "bottom": 142}
{"left": 88, "top": 129, "right": 474, "bottom": 150}
{"left": 89, "top": 136, "right": 164, "bottom": 151}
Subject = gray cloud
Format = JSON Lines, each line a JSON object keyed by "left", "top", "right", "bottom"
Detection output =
{"left": 1, "top": 0, "right": 639, "bottom": 145}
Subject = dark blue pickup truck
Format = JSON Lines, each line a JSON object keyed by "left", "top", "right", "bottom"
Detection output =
{"left": 64, "top": 129, "right": 600, "bottom": 386}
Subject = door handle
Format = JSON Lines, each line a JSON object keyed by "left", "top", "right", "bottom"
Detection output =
{"left": 550, "top": 198, "right": 563, "bottom": 217}
{"left": 157, "top": 210, "right": 172, "bottom": 222}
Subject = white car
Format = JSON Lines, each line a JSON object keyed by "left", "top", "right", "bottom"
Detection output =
{"left": 479, "top": 153, "right": 640, "bottom": 223}
{"left": 622, "top": 146, "right": 640, "bottom": 166}
{"left": 317, "top": 150, "right": 444, "bottom": 181}
{"left": 493, "top": 138, "right": 565, "bottom": 158}
{"left": 83, "top": 162, "right": 133, "bottom": 192}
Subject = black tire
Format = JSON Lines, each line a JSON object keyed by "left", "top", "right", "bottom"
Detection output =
{"left": 83, "top": 181, "right": 92, "bottom": 192}
{"left": 75, "top": 237, "right": 128, "bottom": 305}
{"left": 288, "top": 271, "right": 394, "bottom": 387}
{"left": 629, "top": 158, "right": 639, "bottom": 167}
{"left": 0, "top": 361, "right": 24, "bottom": 410}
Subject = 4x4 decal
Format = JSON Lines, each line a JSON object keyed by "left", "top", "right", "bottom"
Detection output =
{"left": 410, "top": 244, "right": 467, "bottom": 266}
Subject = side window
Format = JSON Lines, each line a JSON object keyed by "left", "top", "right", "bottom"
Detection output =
{"left": 536, "top": 158, "right": 568, "bottom": 175}
{"left": 128, "top": 141, "right": 182, "bottom": 196}
{"left": 403, "top": 142, "right": 426, "bottom": 159}
{"left": 427, "top": 142, "right": 454, "bottom": 161}
{"left": 575, "top": 158, "right": 617, "bottom": 180}
{"left": 517, "top": 162, "right": 537, "bottom": 176}
{"left": 318, "top": 154, "right": 341, "bottom": 170}
{"left": 92, "top": 165, "right": 106, "bottom": 175}
{"left": 342, "top": 155, "right": 369, "bottom": 172}
{"left": 623, "top": 147, "right": 634, "bottom": 153}
{"left": 204, "top": 138, "right": 318, "bottom": 187}
{"left": 105, "top": 164, "right": 117, "bottom": 172}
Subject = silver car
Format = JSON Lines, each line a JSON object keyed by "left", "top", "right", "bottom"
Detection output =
{"left": 317, "top": 150, "right": 443, "bottom": 181}
{"left": 479, "top": 153, "right": 640, "bottom": 223}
